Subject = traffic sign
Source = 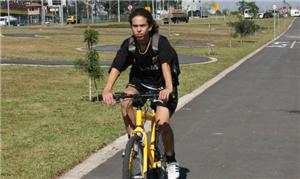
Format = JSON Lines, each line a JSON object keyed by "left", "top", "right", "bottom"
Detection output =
{"left": 272, "top": 4, "right": 277, "bottom": 10}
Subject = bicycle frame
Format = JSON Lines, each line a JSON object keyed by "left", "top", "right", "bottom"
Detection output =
{"left": 130, "top": 107, "right": 162, "bottom": 176}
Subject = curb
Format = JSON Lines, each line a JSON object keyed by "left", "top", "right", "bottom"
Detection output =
{"left": 58, "top": 19, "right": 294, "bottom": 179}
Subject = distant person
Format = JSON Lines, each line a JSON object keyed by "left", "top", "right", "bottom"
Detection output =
{"left": 102, "top": 8, "right": 180, "bottom": 179}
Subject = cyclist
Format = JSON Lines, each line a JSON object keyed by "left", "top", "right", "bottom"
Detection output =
{"left": 102, "top": 8, "right": 180, "bottom": 179}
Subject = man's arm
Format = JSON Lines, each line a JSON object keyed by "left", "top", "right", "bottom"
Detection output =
{"left": 160, "top": 62, "right": 173, "bottom": 101}
{"left": 102, "top": 68, "right": 121, "bottom": 105}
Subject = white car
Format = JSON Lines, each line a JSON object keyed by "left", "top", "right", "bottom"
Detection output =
{"left": 0, "top": 16, "right": 7, "bottom": 26}
{"left": 290, "top": 9, "right": 300, "bottom": 17}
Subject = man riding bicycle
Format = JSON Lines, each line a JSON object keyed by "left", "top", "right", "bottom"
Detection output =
{"left": 102, "top": 8, "right": 180, "bottom": 179}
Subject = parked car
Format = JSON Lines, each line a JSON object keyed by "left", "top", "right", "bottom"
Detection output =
{"left": 67, "top": 16, "right": 80, "bottom": 24}
{"left": 0, "top": 17, "right": 6, "bottom": 26}
{"left": 290, "top": 9, "right": 300, "bottom": 17}
{"left": 0, "top": 16, "right": 18, "bottom": 26}
{"left": 263, "top": 11, "right": 274, "bottom": 18}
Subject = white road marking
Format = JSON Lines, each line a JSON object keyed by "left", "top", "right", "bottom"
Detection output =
{"left": 290, "top": 41, "right": 296, "bottom": 48}
{"left": 268, "top": 41, "right": 290, "bottom": 48}
{"left": 213, "top": 132, "right": 224, "bottom": 136}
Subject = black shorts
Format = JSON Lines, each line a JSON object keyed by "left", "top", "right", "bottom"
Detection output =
{"left": 126, "top": 81, "right": 178, "bottom": 116}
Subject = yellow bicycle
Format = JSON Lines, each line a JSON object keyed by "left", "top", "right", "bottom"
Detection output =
{"left": 98, "top": 92, "right": 167, "bottom": 179}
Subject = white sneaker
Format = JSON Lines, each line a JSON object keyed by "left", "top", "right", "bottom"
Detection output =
{"left": 166, "top": 162, "right": 180, "bottom": 179}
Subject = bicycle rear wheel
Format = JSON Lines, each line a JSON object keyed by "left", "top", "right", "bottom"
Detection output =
{"left": 123, "top": 135, "right": 145, "bottom": 179}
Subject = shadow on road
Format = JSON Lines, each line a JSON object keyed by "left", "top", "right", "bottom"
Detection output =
{"left": 179, "top": 166, "right": 190, "bottom": 179}
{"left": 146, "top": 166, "right": 190, "bottom": 179}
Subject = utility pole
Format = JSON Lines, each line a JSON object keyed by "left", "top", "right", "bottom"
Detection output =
{"left": 118, "top": 0, "right": 120, "bottom": 22}
{"left": 91, "top": 0, "right": 94, "bottom": 23}
{"left": 7, "top": 0, "right": 10, "bottom": 26}
{"left": 41, "top": 0, "right": 45, "bottom": 25}
{"left": 273, "top": 9, "right": 276, "bottom": 39}
{"left": 75, "top": 0, "right": 78, "bottom": 24}
{"left": 277, "top": 12, "right": 280, "bottom": 35}
{"left": 60, "top": 4, "right": 64, "bottom": 25}
{"left": 272, "top": 4, "right": 277, "bottom": 40}
{"left": 109, "top": 0, "right": 111, "bottom": 20}
{"left": 156, "top": 0, "right": 158, "bottom": 19}
{"left": 152, "top": 0, "right": 155, "bottom": 18}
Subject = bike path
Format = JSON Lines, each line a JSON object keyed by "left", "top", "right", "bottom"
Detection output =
{"left": 82, "top": 18, "right": 300, "bottom": 179}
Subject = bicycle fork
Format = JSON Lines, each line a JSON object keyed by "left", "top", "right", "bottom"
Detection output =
{"left": 132, "top": 110, "right": 162, "bottom": 177}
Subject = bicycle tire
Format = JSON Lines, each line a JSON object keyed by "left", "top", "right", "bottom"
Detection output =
{"left": 122, "top": 135, "right": 145, "bottom": 179}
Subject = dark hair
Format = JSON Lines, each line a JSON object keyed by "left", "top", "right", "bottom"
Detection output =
{"left": 128, "top": 8, "right": 159, "bottom": 35}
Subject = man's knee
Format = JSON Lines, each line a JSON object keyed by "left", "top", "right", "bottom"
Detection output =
{"left": 157, "top": 120, "right": 171, "bottom": 132}
{"left": 120, "top": 100, "right": 134, "bottom": 116}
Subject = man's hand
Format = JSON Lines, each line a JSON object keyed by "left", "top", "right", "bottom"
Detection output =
{"left": 102, "top": 90, "right": 114, "bottom": 105}
{"left": 159, "top": 88, "right": 173, "bottom": 102}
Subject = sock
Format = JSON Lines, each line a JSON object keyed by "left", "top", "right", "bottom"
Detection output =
{"left": 166, "top": 153, "right": 177, "bottom": 163}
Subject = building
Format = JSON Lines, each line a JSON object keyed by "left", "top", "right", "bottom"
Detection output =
{"left": 47, "top": 0, "right": 66, "bottom": 6}
{"left": 181, "top": 0, "right": 208, "bottom": 17}
{"left": 0, "top": 0, "right": 51, "bottom": 25}
{"left": 182, "top": 0, "right": 201, "bottom": 12}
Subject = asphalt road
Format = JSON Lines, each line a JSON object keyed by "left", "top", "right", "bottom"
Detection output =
{"left": 82, "top": 18, "right": 300, "bottom": 179}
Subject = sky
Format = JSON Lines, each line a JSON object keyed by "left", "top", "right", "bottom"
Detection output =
{"left": 201, "top": 0, "right": 300, "bottom": 11}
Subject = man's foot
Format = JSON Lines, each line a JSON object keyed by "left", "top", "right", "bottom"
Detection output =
{"left": 166, "top": 162, "right": 180, "bottom": 179}
{"left": 121, "top": 150, "right": 125, "bottom": 157}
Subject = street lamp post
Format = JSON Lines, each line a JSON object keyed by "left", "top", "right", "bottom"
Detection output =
{"left": 7, "top": 0, "right": 10, "bottom": 26}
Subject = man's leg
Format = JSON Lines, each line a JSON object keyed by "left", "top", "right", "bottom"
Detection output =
{"left": 121, "top": 86, "right": 139, "bottom": 135}
{"left": 155, "top": 106, "right": 175, "bottom": 158}
{"left": 156, "top": 106, "right": 180, "bottom": 179}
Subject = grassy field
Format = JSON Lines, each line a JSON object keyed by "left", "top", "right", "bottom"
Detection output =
{"left": 1, "top": 17, "right": 294, "bottom": 178}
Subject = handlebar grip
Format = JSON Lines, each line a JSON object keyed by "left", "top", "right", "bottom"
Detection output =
{"left": 92, "top": 93, "right": 124, "bottom": 102}
{"left": 91, "top": 95, "right": 103, "bottom": 102}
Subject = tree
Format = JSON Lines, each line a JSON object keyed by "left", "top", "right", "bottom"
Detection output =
{"left": 75, "top": 28, "right": 103, "bottom": 101}
{"left": 236, "top": 0, "right": 259, "bottom": 18}
{"left": 247, "top": 2, "right": 259, "bottom": 18}
{"left": 237, "top": 0, "right": 248, "bottom": 14}
{"left": 222, "top": 9, "right": 230, "bottom": 16}
{"left": 228, "top": 19, "right": 260, "bottom": 44}
{"left": 84, "top": 27, "right": 98, "bottom": 49}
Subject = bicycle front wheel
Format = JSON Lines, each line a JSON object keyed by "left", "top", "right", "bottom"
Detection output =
{"left": 122, "top": 135, "right": 145, "bottom": 179}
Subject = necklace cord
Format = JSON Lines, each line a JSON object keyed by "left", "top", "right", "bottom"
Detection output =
{"left": 138, "top": 38, "right": 152, "bottom": 55}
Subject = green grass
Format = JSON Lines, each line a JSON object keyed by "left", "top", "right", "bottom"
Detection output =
{"left": 1, "top": 66, "right": 127, "bottom": 178}
{"left": 1, "top": 17, "right": 294, "bottom": 178}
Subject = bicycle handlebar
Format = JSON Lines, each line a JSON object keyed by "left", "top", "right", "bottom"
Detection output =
{"left": 92, "top": 92, "right": 160, "bottom": 103}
